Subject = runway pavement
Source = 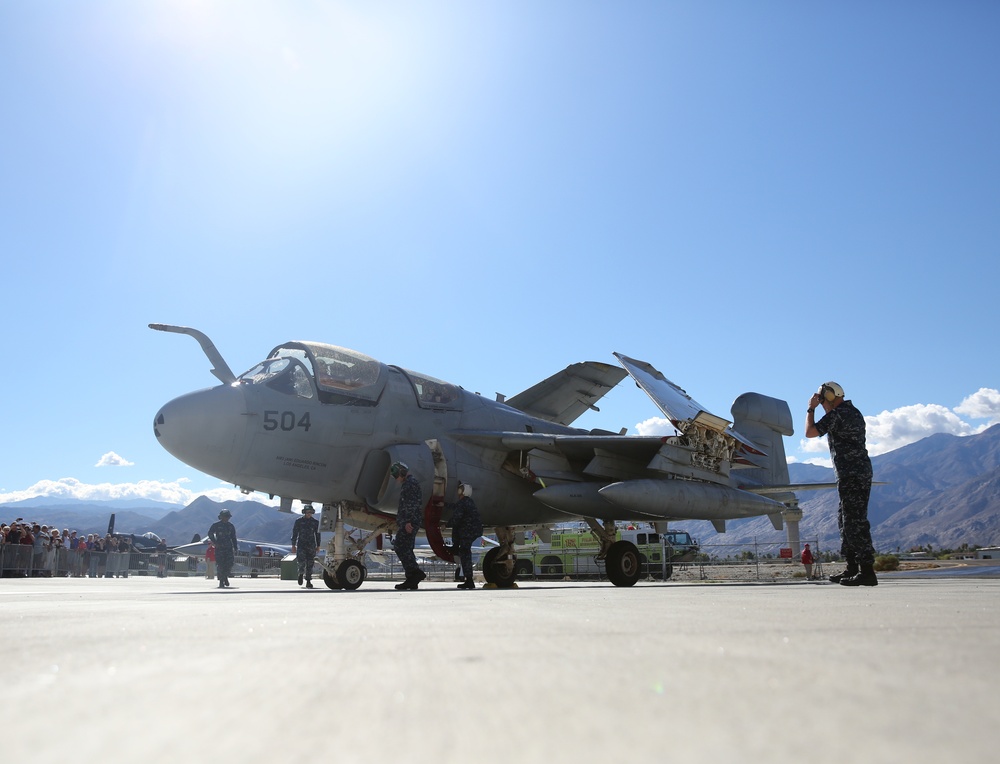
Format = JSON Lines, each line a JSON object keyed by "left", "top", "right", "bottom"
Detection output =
{"left": 2, "top": 574, "right": 996, "bottom": 764}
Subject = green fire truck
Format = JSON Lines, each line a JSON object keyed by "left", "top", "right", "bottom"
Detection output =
{"left": 513, "top": 527, "right": 699, "bottom": 580}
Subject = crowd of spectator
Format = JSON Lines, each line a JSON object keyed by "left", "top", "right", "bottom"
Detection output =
{"left": 1, "top": 519, "right": 144, "bottom": 578}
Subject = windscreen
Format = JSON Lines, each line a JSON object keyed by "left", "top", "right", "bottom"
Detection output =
{"left": 264, "top": 342, "right": 387, "bottom": 404}
{"left": 238, "top": 358, "right": 314, "bottom": 399}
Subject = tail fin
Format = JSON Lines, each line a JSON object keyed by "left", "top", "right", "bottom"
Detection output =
{"left": 730, "top": 393, "right": 793, "bottom": 494}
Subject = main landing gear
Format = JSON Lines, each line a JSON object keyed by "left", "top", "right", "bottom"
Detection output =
{"left": 481, "top": 526, "right": 518, "bottom": 588}
{"left": 320, "top": 503, "right": 385, "bottom": 591}
{"left": 587, "top": 518, "right": 641, "bottom": 587}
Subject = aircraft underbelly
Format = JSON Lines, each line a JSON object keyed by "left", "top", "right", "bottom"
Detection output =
{"left": 238, "top": 433, "right": 360, "bottom": 493}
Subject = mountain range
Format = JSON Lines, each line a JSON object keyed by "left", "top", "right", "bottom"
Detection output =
{"left": 1, "top": 495, "right": 297, "bottom": 546}
{"left": 4, "top": 424, "right": 999, "bottom": 553}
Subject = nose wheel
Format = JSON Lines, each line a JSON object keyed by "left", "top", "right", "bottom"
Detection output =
{"left": 321, "top": 560, "right": 367, "bottom": 590}
{"left": 336, "top": 559, "right": 365, "bottom": 590}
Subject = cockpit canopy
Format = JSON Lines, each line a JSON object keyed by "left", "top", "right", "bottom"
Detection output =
{"left": 241, "top": 342, "right": 388, "bottom": 405}
{"left": 238, "top": 341, "right": 463, "bottom": 410}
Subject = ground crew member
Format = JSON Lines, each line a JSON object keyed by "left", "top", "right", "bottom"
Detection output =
{"left": 390, "top": 462, "right": 425, "bottom": 590}
{"left": 448, "top": 483, "right": 483, "bottom": 589}
{"left": 207, "top": 509, "right": 238, "bottom": 588}
{"left": 806, "top": 381, "right": 877, "bottom": 587}
{"left": 291, "top": 504, "right": 321, "bottom": 589}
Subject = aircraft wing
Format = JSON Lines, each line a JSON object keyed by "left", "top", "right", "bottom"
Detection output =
{"left": 454, "top": 431, "right": 665, "bottom": 463}
{"left": 503, "top": 362, "right": 627, "bottom": 426}
{"left": 614, "top": 353, "right": 764, "bottom": 455}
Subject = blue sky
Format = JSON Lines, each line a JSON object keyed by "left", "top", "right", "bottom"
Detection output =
{"left": 2, "top": 1, "right": 998, "bottom": 506}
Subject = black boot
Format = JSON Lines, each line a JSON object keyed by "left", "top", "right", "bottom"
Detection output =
{"left": 305, "top": 579, "right": 314, "bottom": 589}
{"left": 394, "top": 575, "right": 418, "bottom": 590}
{"left": 829, "top": 557, "right": 859, "bottom": 583}
{"left": 457, "top": 577, "right": 475, "bottom": 590}
{"left": 298, "top": 574, "right": 303, "bottom": 586}
{"left": 840, "top": 564, "right": 878, "bottom": 587}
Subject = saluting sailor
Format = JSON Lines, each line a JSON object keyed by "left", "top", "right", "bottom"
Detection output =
{"left": 805, "top": 382, "right": 877, "bottom": 587}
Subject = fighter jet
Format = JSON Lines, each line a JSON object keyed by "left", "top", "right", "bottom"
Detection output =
{"left": 172, "top": 538, "right": 293, "bottom": 558}
{"left": 150, "top": 324, "right": 809, "bottom": 590}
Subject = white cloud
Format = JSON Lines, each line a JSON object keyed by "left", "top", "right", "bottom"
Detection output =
{"left": 634, "top": 417, "right": 678, "bottom": 437}
{"left": 954, "top": 388, "right": 1000, "bottom": 422}
{"left": 796, "top": 436, "right": 833, "bottom": 468}
{"left": 95, "top": 452, "right": 134, "bottom": 468}
{"left": 864, "top": 403, "right": 975, "bottom": 456}
{"left": 0, "top": 478, "right": 277, "bottom": 507}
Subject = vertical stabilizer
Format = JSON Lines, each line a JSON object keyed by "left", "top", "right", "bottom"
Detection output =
{"left": 730, "top": 393, "right": 793, "bottom": 491}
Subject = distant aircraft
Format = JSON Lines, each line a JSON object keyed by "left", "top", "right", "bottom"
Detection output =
{"left": 172, "top": 538, "right": 293, "bottom": 558}
{"left": 151, "top": 324, "right": 819, "bottom": 590}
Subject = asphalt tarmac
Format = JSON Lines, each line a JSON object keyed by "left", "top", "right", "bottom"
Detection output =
{"left": 2, "top": 574, "right": 996, "bottom": 764}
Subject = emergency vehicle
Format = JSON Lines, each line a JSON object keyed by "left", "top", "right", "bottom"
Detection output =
{"left": 513, "top": 527, "right": 699, "bottom": 580}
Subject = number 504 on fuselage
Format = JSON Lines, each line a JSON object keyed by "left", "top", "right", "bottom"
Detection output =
{"left": 150, "top": 324, "right": 809, "bottom": 590}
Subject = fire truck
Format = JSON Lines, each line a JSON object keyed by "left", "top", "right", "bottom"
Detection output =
{"left": 513, "top": 527, "right": 699, "bottom": 580}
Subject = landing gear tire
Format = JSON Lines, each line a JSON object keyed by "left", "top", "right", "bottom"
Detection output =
{"left": 482, "top": 547, "right": 518, "bottom": 588}
{"left": 322, "top": 569, "right": 343, "bottom": 590}
{"left": 336, "top": 560, "right": 365, "bottom": 590}
{"left": 605, "top": 540, "right": 641, "bottom": 587}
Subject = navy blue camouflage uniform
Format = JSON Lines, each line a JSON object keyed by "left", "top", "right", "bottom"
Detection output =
{"left": 291, "top": 514, "right": 321, "bottom": 582}
{"left": 448, "top": 496, "right": 483, "bottom": 582}
{"left": 814, "top": 400, "right": 876, "bottom": 567}
{"left": 207, "top": 519, "right": 238, "bottom": 586}
{"left": 392, "top": 474, "right": 423, "bottom": 577}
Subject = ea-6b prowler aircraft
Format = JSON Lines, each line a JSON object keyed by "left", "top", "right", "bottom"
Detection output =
{"left": 150, "top": 324, "right": 812, "bottom": 591}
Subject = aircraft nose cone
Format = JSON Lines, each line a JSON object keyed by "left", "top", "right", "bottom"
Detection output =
{"left": 154, "top": 386, "right": 246, "bottom": 481}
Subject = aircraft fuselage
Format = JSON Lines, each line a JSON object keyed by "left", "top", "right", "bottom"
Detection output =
{"left": 154, "top": 341, "right": 578, "bottom": 528}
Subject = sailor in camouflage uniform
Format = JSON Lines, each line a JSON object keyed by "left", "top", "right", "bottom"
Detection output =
{"left": 806, "top": 382, "right": 877, "bottom": 586}
{"left": 291, "top": 504, "right": 321, "bottom": 589}
{"left": 207, "top": 509, "right": 239, "bottom": 588}
{"left": 390, "top": 462, "right": 426, "bottom": 590}
{"left": 447, "top": 483, "right": 483, "bottom": 589}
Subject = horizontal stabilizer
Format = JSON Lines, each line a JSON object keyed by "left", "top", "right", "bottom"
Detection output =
{"left": 742, "top": 482, "right": 887, "bottom": 495}
{"left": 505, "top": 362, "right": 627, "bottom": 426}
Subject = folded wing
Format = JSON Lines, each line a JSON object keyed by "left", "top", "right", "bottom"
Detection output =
{"left": 503, "top": 362, "right": 627, "bottom": 426}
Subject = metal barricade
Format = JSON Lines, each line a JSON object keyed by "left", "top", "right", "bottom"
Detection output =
{"left": 232, "top": 552, "right": 283, "bottom": 578}
{"left": 1, "top": 543, "right": 33, "bottom": 576}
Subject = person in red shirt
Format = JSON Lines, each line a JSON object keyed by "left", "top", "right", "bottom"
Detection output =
{"left": 205, "top": 542, "right": 216, "bottom": 580}
{"left": 801, "top": 543, "right": 815, "bottom": 580}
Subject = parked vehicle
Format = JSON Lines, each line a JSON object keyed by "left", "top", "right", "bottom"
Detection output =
{"left": 513, "top": 527, "right": 699, "bottom": 580}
